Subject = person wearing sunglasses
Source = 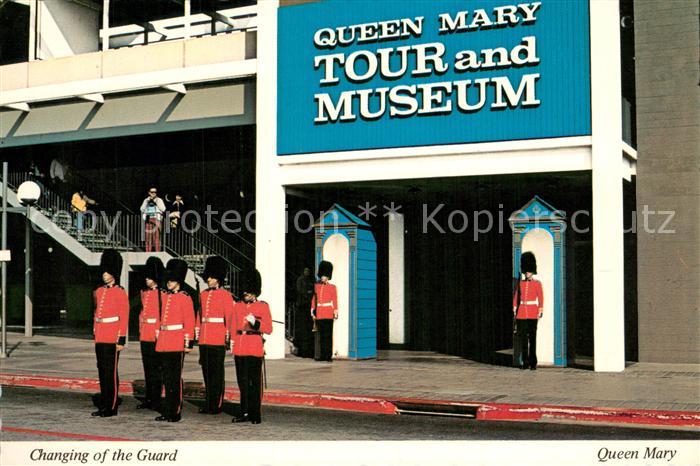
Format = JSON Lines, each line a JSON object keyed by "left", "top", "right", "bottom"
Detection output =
{"left": 140, "top": 188, "right": 166, "bottom": 252}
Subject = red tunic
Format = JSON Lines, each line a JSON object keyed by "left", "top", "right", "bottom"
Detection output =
{"left": 311, "top": 283, "right": 337, "bottom": 320}
{"left": 93, "top": 285, "right": 129, "bottom": 344}
{"left": 139, "top": 288, "right": 164, "bottom": 342}
{"left": 196, "top": 287, "right": 235, "bottom": 346}
{"left": 155, "top": 291, "right": 195, "bottom": 352}
{"left": 513, "top": 279, "right": 544, "bottom": 320}
{"left": 228, "top": 300, "right": 272, "bottom": 357}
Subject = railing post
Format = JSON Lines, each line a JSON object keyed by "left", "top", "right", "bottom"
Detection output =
{"left": 2, "top": 162, "right": 8, "bottom": 357}
{"left": 102, "top": 0, "right": 110, "bottom": 51}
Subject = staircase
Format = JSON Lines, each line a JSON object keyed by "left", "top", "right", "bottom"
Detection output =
{"left": 3, "top": 171, "right": 254, "bottom": 294}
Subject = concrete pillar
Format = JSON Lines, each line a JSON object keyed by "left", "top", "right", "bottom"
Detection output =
{"left": 183, "top": 0, "right": 191, "bottom": 40}
{"left": 120, "top": 256, "right": 129, "bottom": 341}
{"left": 255, "top": 0, "right": 285, "bottom": 359}
{"left": 590, "top": 0, "right": 625, "bottom": 372}
{"left": 102, "top": 0, "right": 110, "bottom": 51}
{"left": 28, "top": 0, "right": 38, "bottom": 60}
{"left": 388, "top": 213, "right": 405, "bottom": 345}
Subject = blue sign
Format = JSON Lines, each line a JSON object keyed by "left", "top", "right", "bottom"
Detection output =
{"left": 277, "top": 0, "right": 591, "bottom": 155}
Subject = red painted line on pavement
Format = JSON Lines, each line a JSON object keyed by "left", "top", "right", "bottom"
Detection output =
{"left": 475, "top": 403, "right": 700, "bottom": 427}
{"left": 2, "top": 426, "right": 135, "bottom": 442}
{"left": 0, "top": 373, "right": 133, "bottom": 394}
{"left": 3, "top": 372, "right": 699, "bottom": 428}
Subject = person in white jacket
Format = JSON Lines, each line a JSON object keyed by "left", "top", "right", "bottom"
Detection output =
{"left": 140, "top": 187, "right": 166, "bottom": 252}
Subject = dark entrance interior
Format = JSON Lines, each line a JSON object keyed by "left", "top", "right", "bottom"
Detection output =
{"left": 1, "top": 126, "right": 256, "bottom": 335}
{"left": 286, "top": 172, "right": 636, "bottom": 365}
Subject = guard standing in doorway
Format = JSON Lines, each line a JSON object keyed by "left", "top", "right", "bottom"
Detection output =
{"left": 311, "top": 261, "right": 337, "bottom": 362}
{"left": 196, "top": 256, "right": 235, "bottom": 415}
{"left": 137, "top": 257, "right": 165, "bottom": 411}
{"left": 155, "top": 259, "right": 195, "bottom": 422}
{"left": 294, "top": 267, "right": 315, "bottom": 358}
{"left": 229, "top": 268, "right": 272, "bottom": 424}
{"left": 92, "top": 249, "right": 129, "bottom": 418}
{"left": 513, "top": 252, "right": 543, "bottom": 370}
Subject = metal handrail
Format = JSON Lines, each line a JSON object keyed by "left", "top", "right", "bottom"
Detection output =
{"left": 7, "top": 172, "right": 140, "bottom": 250}
{"left": 68, "top": 170, "right": 136, "bottom": 215}
{"left": 53, "top": 169, "right": 255, "bottom": 266}
{"left": 6, "top": 172, "right": 249, "bottom": 292}
{"left": 101, "top": 5, "right": 258, "bottom": 49}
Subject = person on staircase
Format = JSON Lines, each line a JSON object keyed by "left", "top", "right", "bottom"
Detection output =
{"left": 140, "top": 187, "right": 166, "bottom": 252}
{"left": 71, "top": 190, "right": 97, "bottom": 233}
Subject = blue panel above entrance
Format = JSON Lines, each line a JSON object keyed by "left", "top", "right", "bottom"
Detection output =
{"left": 278, "top": 0, "right": 592, "bottom": 155}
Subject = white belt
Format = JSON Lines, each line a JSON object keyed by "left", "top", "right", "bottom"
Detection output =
{"left": 142, "top": 318, "right": 157, "bottom": 324}
{"left": 317, "top": 303, "right": 334, "bottom": 307}
{"left": 95, "top": 316, "right": 119, "bottom": 323}
{"left": 202, "top": 317, "right": 224, "bottom": 323}
{"left": 520, "top": 300, "right": 538, "bottom": 305}
{"left": 160, "top": 324, "right": 183, "bottom": 331}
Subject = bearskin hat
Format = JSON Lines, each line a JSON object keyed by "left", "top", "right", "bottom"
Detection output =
{"left": 203, "top": 256, "right": 227, "bottom": 284}
{"left": 165, "top": 259, "right": 188, "bottom": 285}
{"left": 144, "top": 256, "right": 164, "bottom": 283}
{"left": 520, "top": 251, "right": 537, "bottom": 274}
{"left": 240, "top": 268, "right": 262, "bottom": 297}
{"left": 99, "top": 249, "right": 122, "bottom": 282}
{"left": 317, "top": 260, "right": 333, "bottom": 280}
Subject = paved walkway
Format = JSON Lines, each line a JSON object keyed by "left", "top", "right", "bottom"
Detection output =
{"left": 1, "top": 332, "right": 699, "bottom": 427}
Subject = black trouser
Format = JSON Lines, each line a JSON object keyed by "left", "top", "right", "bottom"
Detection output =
{"left": 95, "top": 343, "right": 120, "bottom": 413}
{"left": 234, "top": 355, "right": 263, "bottom": 422}
{"left": 159, "top": 351, "right": 184, "bottom": 420}
{"left": 199, "top": 345, "right": 226, "bottom": 413}
{"left": 140, "top": 341, "right": 162, "bottom": 409}
{"left": 295, "top": 299, "right": 314, "bottom": 358}
{"left": 315, "top": 319, "right": 334, "bottom": 362}
{"left": 518, "top": 319, "right": 538, "bottom": 368}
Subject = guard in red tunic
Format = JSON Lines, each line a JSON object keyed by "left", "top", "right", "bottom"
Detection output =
{"left": 91, "top": 249, "right": 129, "bottom": 418}
{"left": 513, "top": 252, "right": 544, "bottom": 370}
{"left": 311, "top": 261, "right": 337, "bottom": 362}
{"left": 155, "top": 259, "right": 195, "bottom": 422}
{"left": 196, "top": 256, "right": 235, "bottom": 415}
{"left": 228, "top": 268, "right": 272, "bottom": 424}
{"left": 137, "top": 257, "right": 165, "bottom": 411}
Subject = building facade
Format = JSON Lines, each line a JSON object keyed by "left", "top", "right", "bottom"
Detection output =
{"left": 0, "top": 0, "right": 697, "bottom": 368}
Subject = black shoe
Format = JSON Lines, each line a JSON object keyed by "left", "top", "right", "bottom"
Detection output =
{"left": 155, "top": 415, "right": 169, "bottom": 422}
{"left": 232, "top": 414, "right": 249, "bottom": 423}
{"left": 530, "top": 366, "right": 537, "bottom": 370}
{"left": 518, "top": 365, "right": 526, "bottom": 370}
{"left": 137, "top": 402, "right": 151, "bottom": 410}
{"left": 167, "top": 416, "right": 181, "bottom": 423}
{"left": 99, "top": 410, "right": 117, "bottom": 417}
{"left": 91, "top": 409, "right": 105, "bottom": 417}
{"left": 198, "top": 407, "right": 210, "bottom": 414}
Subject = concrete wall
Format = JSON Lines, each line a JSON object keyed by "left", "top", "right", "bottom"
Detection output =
{"left": 635, "top": 0, "right": 700, "bottom": 363}
{"left": 38, "top": 0, "right": 100, "bottom": 59}
{"left": 0, "top": 31, "right": 255, "bottom": 92}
